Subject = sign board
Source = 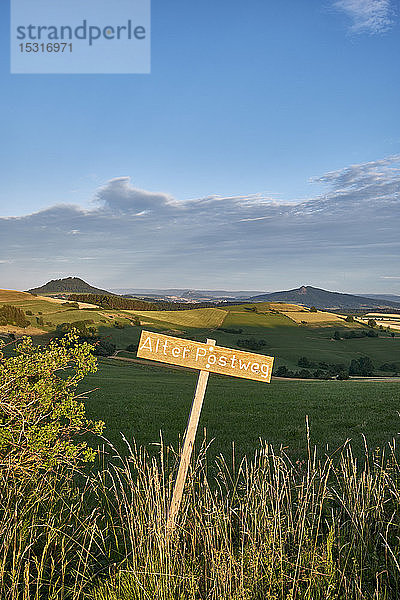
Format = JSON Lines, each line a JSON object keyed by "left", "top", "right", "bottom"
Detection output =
{"left": 136, "top": 330, "right": 274, "bottom": 537}
{"left": 137, "top": 330, "right": 274, "bottom": 383}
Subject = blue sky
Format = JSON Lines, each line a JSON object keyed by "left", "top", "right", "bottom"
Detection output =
{"left": 1, "top": 0, "right": 399, "bottom": 293}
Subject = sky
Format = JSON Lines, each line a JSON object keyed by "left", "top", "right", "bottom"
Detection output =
{"left": 0, "top": 0, "right": 399, "bottom": 293}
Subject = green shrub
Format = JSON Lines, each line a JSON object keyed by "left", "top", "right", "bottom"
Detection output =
{"left": 0, "top": 332, "right": 104, "bottom": 476}
{"left": 237, "top": 338, "right": 266, "bottom": 351}
{"left": 126, "top": 343, "right": 138, "bottom": 352}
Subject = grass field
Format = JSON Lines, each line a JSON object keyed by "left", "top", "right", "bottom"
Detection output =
{"left": 280, "top": 310, "right": 349, "bottom": 325}
{"left": 2, "top": 290, "right": 400, "bottom": 374}
{"left": 0, "top": 289, "right": 133, "bottom": 333}
{"left": 0, "top": 289, "right": 33, "bottom": 302}
{"left": 82, "top": 358, "right": 400, "bottom": 460}
{"left": 124, "top": 307, "right": 227, "bottom": 329}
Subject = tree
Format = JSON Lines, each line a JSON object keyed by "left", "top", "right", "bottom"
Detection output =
{"left": 349, "top": 356, "right": 374, "bottom": 376}
{"left": 367, "top": 319, "right": 377, "bottom": 328}
{"left": 333, "top": 331, "right": 341, "bottom": 340}
{"left": 298, "top": 356, "right": 312, "bottom": 368}
{"left": 337, "top": 370, "right": 350, "bottom": 380}
{"left": 275, "top": 365, "right": 291, "bottom": 377}
{"left": 310, "top": 306, "right": 317, "bottom": 312}
{"left": 0, "top": 332, "right": 104, "bottom": 477}
{"left": 297, "top": 369, "right": 312, "bottom": 379}
{"left": 0, "top": 305, "right": 30, "bottom": 328}
{"left": 345, "top": 315, "right": 354, "bottom": 322}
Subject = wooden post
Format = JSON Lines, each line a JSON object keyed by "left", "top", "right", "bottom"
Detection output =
{"left": 166, "top": 338, "right": 216, "bottom": 536}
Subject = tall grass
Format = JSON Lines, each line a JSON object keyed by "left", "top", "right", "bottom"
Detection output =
{"left": 1, "top": 435, "right": 400, "bottom": 599}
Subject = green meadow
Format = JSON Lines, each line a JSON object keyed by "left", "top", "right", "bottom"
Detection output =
{"left": 82, "top": 357, "right": 400, "bottom": 460}
{"left": 2, "top": 291, "right": 400, "bottom": 455}
{"left": 2, "top": 291, "right": 400, "bottom": 373}
{"left": 101, "top": 303, "right": 400, "bottom": 371}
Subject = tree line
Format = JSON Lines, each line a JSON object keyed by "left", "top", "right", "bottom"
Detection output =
{"left": 69, "top": 294, "right": 217, "bottom": 311}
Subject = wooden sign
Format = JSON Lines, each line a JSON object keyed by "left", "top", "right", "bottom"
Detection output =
{"left": 137, "top": 330, "right": 274, "bottom": 383}
{"left": 136, "top": 330, "right": 274, "bottom": 537}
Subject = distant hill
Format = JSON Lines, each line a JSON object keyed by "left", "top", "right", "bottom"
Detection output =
{"left": 248, "top": 286, "right": 400, "bottom": 310}
{"left": 358, "top": 293, "right": 400, "bottom": 304}
{"left": 180, "top": 289, "right": 266, "bottom": 300}
{"left": 111, "top": 288, "right": 266, "bottom": 301}
{"left": 27, "top": 277, "right": 112, "bottom": 296}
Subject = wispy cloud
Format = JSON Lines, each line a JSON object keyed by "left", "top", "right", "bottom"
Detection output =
{"left": 333, "top": 0, "right": 394, "bottom": 34}
{"left": 0, "top": 156, "right": 399, "bottom": 291}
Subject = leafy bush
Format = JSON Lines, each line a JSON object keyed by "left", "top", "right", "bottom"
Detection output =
{"left": 92, "top": 339, "right": 116, "bottom": 356}
{"left": 56, "top": 320, "right": 96, "bottom": 337}
{"left": 126, "top": 343, "right": 138, "bottom": 352}
{"left": 0, "top": 333, "right": 104, "bottom": 476}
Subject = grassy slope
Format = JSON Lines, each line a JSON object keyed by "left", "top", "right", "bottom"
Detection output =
{"left": 211, "top": 305, "right": 400, "bottom": 370}
{"left": 2, "top": 292, "right": 399, "bottom": 370}
{"left": 123, "top": 307, "right": 227, "bottom": 329}
{"left": 83, "top": 358, "right": 400, "bottom": 460}
{"left": 0, "top": 290, "right": 132, "bottom": 332}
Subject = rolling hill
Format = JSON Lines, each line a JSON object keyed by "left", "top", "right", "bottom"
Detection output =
{"left": 248, "top": 286, "right": 400, "bottom": 310}
{"left": 359, "top": 293, "right": 400, "bottom": 303}
{"left": 27, "top": 277, "right": 112, "bottom": 296}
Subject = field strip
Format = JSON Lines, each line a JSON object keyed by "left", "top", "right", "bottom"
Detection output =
{"left": 125, "top": 307, "right": 228, "bottom": 328}
{"left": 111, "top": 353, "right": 192, "bottom": 371}
{"left": 109, "top": 353, "right": 400, "bottom": 382}
{"left": 34, "top": 295, "right": 100, "bottom": 308}
{"left": 0, "top": 325, "right": 46, "bottom": 335}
